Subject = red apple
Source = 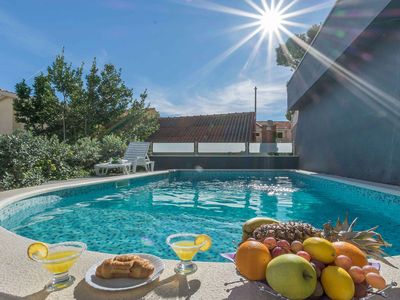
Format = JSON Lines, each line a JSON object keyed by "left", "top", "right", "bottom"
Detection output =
{"left": 311, "top": 262, "right": 322, "bottom": 278}
{"left": 296, "top": 251, "right": 311, "bottom": 261}
{"left": 291, "top": 240, "right": 303, "bottom": 253}
{"left": 272, "top": 246, "right": 287, "bottom": 258}
{"left": 263, "top": 237, "right": 277, "bottom": 250}
{"left": 311, "top": 260, "right": 326, "bottom": 271}
{"left": 276, "top": 240, "right": 290, "bottom": 250}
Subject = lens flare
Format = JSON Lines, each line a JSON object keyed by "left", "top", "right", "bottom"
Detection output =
{"left": 180, "top": 0, "right": 333, "bottom": 74}
{"left": 260, "top": 9, "right": 282, "bottom": 33}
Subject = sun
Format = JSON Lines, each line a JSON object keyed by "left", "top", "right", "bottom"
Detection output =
{"left": 259, "top": 9, "right": 283, "bottom": 33}
{"left": 180, "top": 0, "right": 334, "bottom": 74}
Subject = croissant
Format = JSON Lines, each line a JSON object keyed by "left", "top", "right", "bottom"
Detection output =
{"left": 95, "top": 254, "right": 155, "bottom": 279}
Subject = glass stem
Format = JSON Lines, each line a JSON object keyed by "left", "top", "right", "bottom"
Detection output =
{"left": 52, "top": 272, "right": 70, "bottom": 284}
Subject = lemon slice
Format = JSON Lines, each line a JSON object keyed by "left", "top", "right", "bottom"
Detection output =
{"left": 27, "top": 242, "right": 48, "bottom": 260}
{"left": 195, "top": 234, "right": 212, "bottom": 252}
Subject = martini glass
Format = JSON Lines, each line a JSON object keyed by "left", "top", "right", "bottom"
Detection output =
{"left": 166, "top": 233, "right": 206, "bottom": 275}
{"left": 31, "top": 241, "right": 86, "bottom": 291}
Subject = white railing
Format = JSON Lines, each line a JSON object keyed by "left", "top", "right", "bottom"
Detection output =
{"left": 151, "top": 142, "right": 293, "bottom": 155}
{"left": 198, "top": 143, "right": 246, "bottom": 154}
{"left": 152, "top": 143, "right": 194, "bottom": 153}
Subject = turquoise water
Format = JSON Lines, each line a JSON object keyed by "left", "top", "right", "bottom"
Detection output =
{"left": 1, "top": 171, "right": 399, "bottom": 262}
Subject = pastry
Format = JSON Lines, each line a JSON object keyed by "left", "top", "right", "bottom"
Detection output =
{"left": 95, "top": 254, "right": 155, "bottom": 279}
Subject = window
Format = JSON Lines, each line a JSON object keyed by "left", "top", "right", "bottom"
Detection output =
{"left": 277, "top": 132, "right": 283, "bottom": 138}
{"left": 256, "top": 133, "right": 260, "bottom": 136}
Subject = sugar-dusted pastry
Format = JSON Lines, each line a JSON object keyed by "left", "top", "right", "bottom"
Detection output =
{"left": 95, "top": 255, "right": 155, "bottom": 279}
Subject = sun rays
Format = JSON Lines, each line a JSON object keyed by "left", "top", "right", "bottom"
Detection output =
{"left": 181, "top": 0, "right": 333, "bottom": 75}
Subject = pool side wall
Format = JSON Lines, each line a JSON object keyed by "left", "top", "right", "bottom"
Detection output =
{"left": 288, "top": 1, "right": 400, "bottom": 186}
{"left": 149, "top": 155, "right": 299, "bottom": 170}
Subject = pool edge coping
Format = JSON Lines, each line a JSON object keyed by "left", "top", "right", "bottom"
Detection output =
{"left": 294, "top": 170, "right": 400, "bottom": 196}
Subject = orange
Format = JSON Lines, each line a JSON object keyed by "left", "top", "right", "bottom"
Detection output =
{"left": 333, "top": 242, "right": 368, "bottom": 267}
{"left": 235, "top": 241, "right": 271, "bottom": 281}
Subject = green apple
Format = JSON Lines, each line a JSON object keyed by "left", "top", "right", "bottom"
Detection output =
{"left": 266, "top": 254, "right": 317, "bottom": 300}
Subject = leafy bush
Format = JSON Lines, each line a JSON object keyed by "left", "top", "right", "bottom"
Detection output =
{"left": 0, "top": 131, "right": 128, "bottom": 190}
{"left": 0, "top": 131, "right": 77, "bottom": 189}
{"left": 0, "top": 131, "right": 44, "bottom": 189}
{"left": 69, "top": 137, "right": 101, "bottom": 170}
{"left": 100, "top": 134, "right": 127, "bottom": 162}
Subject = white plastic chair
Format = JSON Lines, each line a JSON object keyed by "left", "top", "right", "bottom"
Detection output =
{"left": 123, "top": 142, "right": 155, "bottom": 172}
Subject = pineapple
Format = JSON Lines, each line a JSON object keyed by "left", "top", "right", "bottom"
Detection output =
{"left": 322, "top": 213, "right": 396, "bottom": 268}
{"left": 252, "top": 221, "right": 322, "bottom": 244}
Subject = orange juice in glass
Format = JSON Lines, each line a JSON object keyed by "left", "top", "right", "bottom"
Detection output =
{"left": 166, "top": 233, "right": 211, "bottom": 275}
{"left": 29, "top": 241, "right": 86, "bottom": 291}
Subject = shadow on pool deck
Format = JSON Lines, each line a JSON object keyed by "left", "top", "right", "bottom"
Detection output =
{"left": 0, "top": 288, "right": 50, "bottom": 300}
{"left": 72, "top": 273, "right": 201, "bottom": 299}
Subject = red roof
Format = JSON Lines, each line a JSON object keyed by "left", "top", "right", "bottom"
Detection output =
{"left": 148, "top": 112, "right": 256, "bottom": 142}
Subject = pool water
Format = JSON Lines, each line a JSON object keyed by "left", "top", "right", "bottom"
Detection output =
{"left": 1, "top": 171, "right": 399, "bottom": 262}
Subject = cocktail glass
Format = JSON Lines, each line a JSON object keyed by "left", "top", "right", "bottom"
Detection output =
{"left": 31, "top": 241, "right": 86, "bottom": 291}
{"left": 166, "top": 233, "right": 206, "bottom": 275}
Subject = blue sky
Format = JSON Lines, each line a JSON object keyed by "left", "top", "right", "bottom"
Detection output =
{"left": 0, "top": 0, "right": 335, "bottom": 120}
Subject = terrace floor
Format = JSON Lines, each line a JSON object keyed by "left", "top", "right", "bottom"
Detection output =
{"left": 0, "top": 173, "right": 399, "bottom": 299}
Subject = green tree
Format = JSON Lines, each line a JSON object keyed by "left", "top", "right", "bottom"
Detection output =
{"left": 47, "top": 48, "right": 84, "bottom": 141}
{"left": 97, "top": 64, "right": 133, "bottom": 126}
{"left": 105, "top": 90, "right": 159, "bottom": 141}
{"left": 285, "top": 110, "right": 293, "bottom": 121}
{"left": 14, "top": 75, "right": 60, "bottom": 135}
{"left": 13, "top": 50, "right": 158, "bottom": 142}
{"left": 276, "top": 24, "right": 320, "bottom": 71}
{"left": 84, "top": 58, "right": 101, "bottom": 135}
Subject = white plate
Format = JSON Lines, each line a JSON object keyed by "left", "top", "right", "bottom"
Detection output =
{"left": 85, "top": 253, "right": 165, "bottom": 291}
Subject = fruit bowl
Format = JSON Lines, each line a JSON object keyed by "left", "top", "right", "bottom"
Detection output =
{"left": 232, "top": 215, "right": 398, "bottom": 300}
{"left": 222, "top": 252, "right": 398, "bottom": 300}
{"left": 253, "top": 280, "right": 398, "bottom": 300}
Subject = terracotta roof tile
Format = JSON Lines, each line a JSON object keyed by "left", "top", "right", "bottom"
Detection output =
{"left": 148, "top": 112, "right": 256, "bottom": 142}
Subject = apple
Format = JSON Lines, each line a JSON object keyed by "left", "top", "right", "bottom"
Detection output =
{"left": 291, "top": 240, "right": 303, "bottom": 253}
{"left": 263, "top": 237, "right": 277, "bottom": 250}
{"left": 311, "top": 259, "right": 326, "bottom": 271}
{"left": 266, "top": 254, "right": 317, "bottom": 300}
{"left": 297, "top": 251, "right": 311, "bottom": 261}
{"left": 311, "top": 262, "right": 322, "bottom": 278}
{"left": 276, "top": 240, "right": 290, "bottom": 250}
{"left": 272, "top": 246, "right": 287, "bottom": 258}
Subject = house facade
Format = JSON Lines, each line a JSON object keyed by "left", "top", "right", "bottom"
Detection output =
{"left": 0, "top": 89, "right": 22, "bottom": 135}
{"left": 287, "top": 0, "right": 400, "bottom": 185}
{"left": 255, "top": 121, "right": 292, "bottom": 143}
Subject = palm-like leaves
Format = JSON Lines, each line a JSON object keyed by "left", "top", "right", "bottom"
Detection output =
{"left": 323, "top": 213, "right": 397, "bottom": 268}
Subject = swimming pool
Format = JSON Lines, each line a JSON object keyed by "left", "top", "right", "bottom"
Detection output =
{"left": 0, "top": 170, "right": 399, "bottom": 262}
